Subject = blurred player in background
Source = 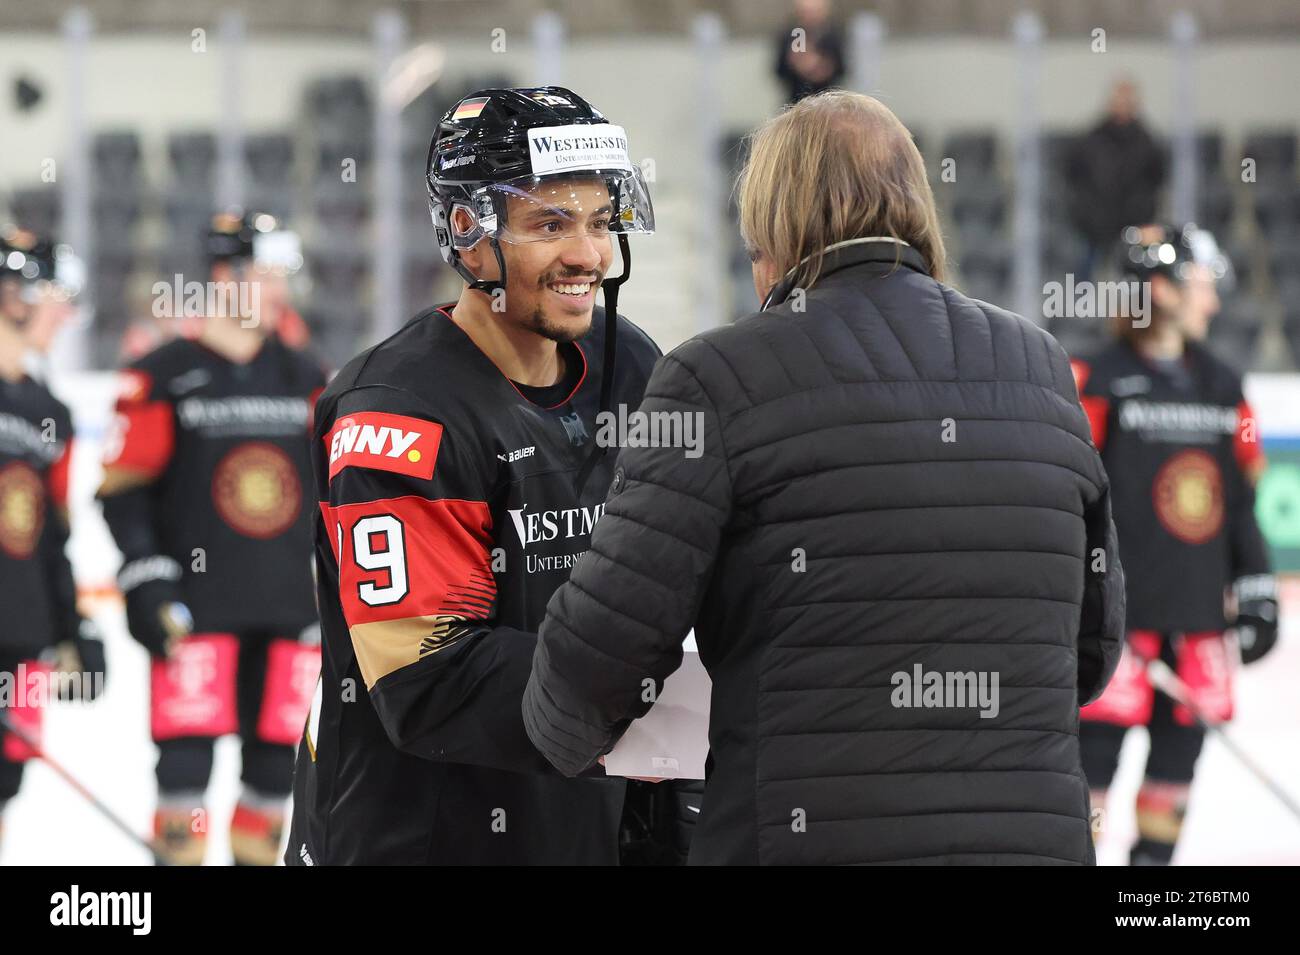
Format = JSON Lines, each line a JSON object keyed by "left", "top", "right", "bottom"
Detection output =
{"left": 97, "top": 213, "right": 325, "bottom": 865}
{"left": 1072, "top": 223, "right": 1279, "bottom": 865}
{"left": 122, "top": 216, "right": 311, "bottom": 360}
{"left": 0, "top": 229, "right": 105, "bottom": 853}
{"left": 15, "top": 231, "right": 85, "bottom": 380}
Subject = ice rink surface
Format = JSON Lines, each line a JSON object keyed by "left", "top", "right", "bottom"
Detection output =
{"left": 5, "top": 593, "right": 1298, "bottom": 865}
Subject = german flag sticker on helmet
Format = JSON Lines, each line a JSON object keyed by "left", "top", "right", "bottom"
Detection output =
{"left": 452, "top": 97, "right": 490, "bottom": 121}
{"left": 326, "top": 412, "right": 442, "bottom": 481}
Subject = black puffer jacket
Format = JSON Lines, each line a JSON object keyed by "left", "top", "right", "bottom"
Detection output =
{"left": 523, "top": 240, "right": 1126, "bottom": 865}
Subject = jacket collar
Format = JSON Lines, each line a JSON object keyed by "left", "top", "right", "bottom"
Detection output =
{"left": 818, "top": 237, "right": 930, "bottom": 280}
{"left": 762, "top": 237, "right": 931, "bottom": 310}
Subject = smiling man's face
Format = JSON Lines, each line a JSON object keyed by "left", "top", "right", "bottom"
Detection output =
{"left": 464, "top": 176, "right": 615, "bottom": 343}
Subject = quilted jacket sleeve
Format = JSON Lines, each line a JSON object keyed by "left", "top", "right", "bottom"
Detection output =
{"left": 1076, "top": 476, "right": 1126, "bottom": 705}
{"left": 523, "top": 347, "right": 734, "bottom": 777}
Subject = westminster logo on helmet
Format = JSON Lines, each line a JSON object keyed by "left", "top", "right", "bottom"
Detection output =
{"left": 527, "top": 124, "right": 632, "bottom": 175}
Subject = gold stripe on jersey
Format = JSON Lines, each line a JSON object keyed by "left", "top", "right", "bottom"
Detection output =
{"left": 349, "top": 613, "right": 474, "bottom": 689}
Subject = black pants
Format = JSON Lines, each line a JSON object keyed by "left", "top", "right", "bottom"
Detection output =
{"left": 619, "top": 779, "right": 705, "bottom": 865}
{"left": 156, "top": 633, "right": 295, "bottom": 798}
{"left": 0, "top": 734, "right": 25, "bottom": 806}
{"left": 0, "top": 654, "right": 31, "bottom": 804}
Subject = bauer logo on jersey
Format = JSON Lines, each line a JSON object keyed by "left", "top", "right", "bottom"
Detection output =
{"left": 527, "top": 123, "right": 632, "bottom": 175}
{"left": 326, "top": 412, "right": 441, "bottom": 481}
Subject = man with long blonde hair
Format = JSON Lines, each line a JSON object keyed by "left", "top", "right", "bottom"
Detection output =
{"left": 525, "top": 91, "right": 1126, "bottom": 865}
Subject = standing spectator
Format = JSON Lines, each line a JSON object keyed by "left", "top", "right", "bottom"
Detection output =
{"left": 1067, "top": 79, "right": 1167, "bottom": 280}
{"left": 775, "top": 0, "right": 846, "bottom": 104}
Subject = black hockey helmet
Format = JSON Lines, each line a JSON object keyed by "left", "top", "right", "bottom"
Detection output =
{"left": 0, "top": 226, "right": 84, "bottom": 304}
{"left": 426, "top": 86, "right": 654, "bottom": 293}
{"left": 1118, "top": 222, "right": 1233, "bottom": 290}
{"left": 206, "top": 211, "right": 302, "bottom": 273}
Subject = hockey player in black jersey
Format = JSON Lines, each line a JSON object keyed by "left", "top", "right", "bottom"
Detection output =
{"left": 98, "top": 213, "right": 326, "bottom": 864}
{"left": 1072, "top": 224, "right": 1278, "bottom": 865}
{"left": 286, "top": 87, "right": 667, "bottom": 864}
{"left": 0, "top": 229, "right": 104, "bottom": 852}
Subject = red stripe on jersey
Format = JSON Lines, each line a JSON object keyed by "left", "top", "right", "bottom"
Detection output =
{"left": 325, "top": 412, "right": 441, "bottom": 481}
{"left": 48, "top": 437, "right": 73, "bottom": 509}
{"left": 1080, "top": 395, "right": 1110, "bottom": 450}
{"left": 1070, "top": 359, "right": 1109, "bottom": 448}
{"left": 1069, "top": 359, "right": 1090, "bottom": 393}
{"left": 104, "top": 395, "right": 174, "bottom": 478}
{"left": 1234, "top": 399, "right": 1265, "bottom": 480}
{"left": 320, "top": 501, "right": 340, "bottom": 561}
{"left": 326, "top": 495, "right": 495, "bottom": 626}
{"left": 307, "top": 386, "right": 324, "bottom": 434}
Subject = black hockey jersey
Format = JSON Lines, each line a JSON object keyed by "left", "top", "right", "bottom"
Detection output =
{"left": 99, "top": 336, "right": 325, "bottom": 635}
{"left": 1073, "top": 340, "right": 1270, "bottom": 632}
{"left": 287, "top": 305, "right": 661, "bottom": 865}
{"left": 0, "top": 374, "right": 78, "bottom": 658}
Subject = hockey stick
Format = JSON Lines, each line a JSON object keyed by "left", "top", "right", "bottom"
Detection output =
{"left": 0, "top": 709, "right": 172, "bottom": 865}
{"left": 1137, "top": 653, "right": 1300, "bottom": 823}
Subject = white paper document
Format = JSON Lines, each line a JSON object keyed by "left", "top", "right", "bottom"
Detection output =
{"left": 602, "top": 633, "right": 712, "bottom": 780}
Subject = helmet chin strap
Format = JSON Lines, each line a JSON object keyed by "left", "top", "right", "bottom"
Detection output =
{"left": 572, "top": 231, "right": 630, "bottom": 496}
{"left": 453, "top": 238, "right": 509, "bottom": 296}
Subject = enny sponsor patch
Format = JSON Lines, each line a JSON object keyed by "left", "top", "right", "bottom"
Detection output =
{"left": 326, "top": 412, "right": 441, "bottom": 480}
{"left": 527, "top": 123, "right": 632, "bottom": 175}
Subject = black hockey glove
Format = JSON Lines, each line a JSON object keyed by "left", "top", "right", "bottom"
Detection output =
{"left": 1233, "top": 574, "right": 1279, "bottom": 665}
{"left": 118, "top": 556, "right": 193, "bottom": 658}
{"left": 53, "top": 617, "right": 108, "bottom": 702}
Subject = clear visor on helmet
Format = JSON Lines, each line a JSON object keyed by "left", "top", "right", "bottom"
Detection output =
{"left": 448, "top": 166, "right": 654, "bottom": 252}
{"left": 1125, "top": 223, "right": 1234, "bottom": 292}
{"left": 1181, "top": 224, "right": 1234, "bottom": 291}
{"left": 252, "top": 229, "right": 304, "bottom": 276}
{"left": 15, "top": 244, "right": 85, "bottom": 304}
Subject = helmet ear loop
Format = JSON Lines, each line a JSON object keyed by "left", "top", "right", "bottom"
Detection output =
{"left": 480, "top": 238, "right": 509, "bottom": 296}
{"left": 443, "top": 202, "right": 506, "bottom": 296}
{"left": 449, "top": 245, "right": 505, "bottom": 297}
{"left": 460, "top": 237, "right": 506, "bottom": 296}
